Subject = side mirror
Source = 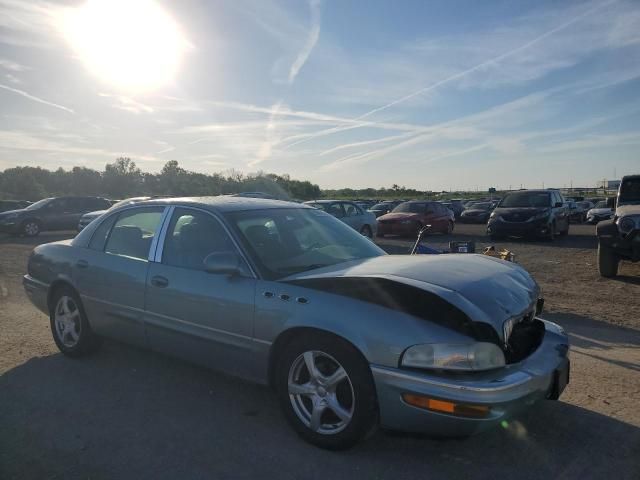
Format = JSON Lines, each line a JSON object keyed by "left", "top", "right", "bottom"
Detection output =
{"left": 554, "top": 202, "right": 563, "bottom": 208}
{"left": 606, "top": 197, "right": 616, "bottom": 209}
{"left": 203, "top": 252, "right": 242, "bottom": 276}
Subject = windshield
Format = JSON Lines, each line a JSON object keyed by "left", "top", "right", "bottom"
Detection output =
{"left": 224, "top": 207, "right": 385, "bottom": 280}
{"left": 24, "top": 198, "right": 53, "bottom": 210}
{"left": 370, "top": 203, "right": 392, "bottom": 210}
{"left": 499, "top": 192, "right": 551, "bottom": 208}
{"left": 468, "top": 202, "right": 491, "bottom": 210}
{"left": 619, "top": 177, "right": 640, "bottom": 205}
{"left": 392, "top": 202, "right": 425, "bottom": 213}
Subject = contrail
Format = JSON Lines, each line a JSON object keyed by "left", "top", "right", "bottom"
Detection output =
{"left": 0, "top": 83, "right": 74, "bottom": 113}
{"left": 287, "top": 0, "right": 616, "bottom": 148}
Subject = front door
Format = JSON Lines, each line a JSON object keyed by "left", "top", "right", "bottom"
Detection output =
{"left": 144, "top": 207, "right": 257, "bottom": 379}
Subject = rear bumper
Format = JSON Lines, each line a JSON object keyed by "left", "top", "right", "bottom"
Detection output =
{"left": 371, "top": 319, "right": 569, "bottom": 436}
{"left": 23, "top": 274, "right": 50, "bottom": 315}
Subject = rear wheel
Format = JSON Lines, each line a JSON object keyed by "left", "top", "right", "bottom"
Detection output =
{"left": 598, "top": 243, "right": 619, "bottom": 278}
{"left": 275, "top": 332, "right": 378, "bottom": 450}
{"left": 22, "top": 220, "right": 41, "bottom": 237}
{"left": 50, "top": 286, "right": 102, "bottom": 357}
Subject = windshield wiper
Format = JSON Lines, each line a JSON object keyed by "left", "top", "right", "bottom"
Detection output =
{"left": 276, "top": 264, "right": 329, "bottom": 273}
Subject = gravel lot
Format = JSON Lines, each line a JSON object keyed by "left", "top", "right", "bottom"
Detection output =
{"left": 1, "top": 224, "right": 639, "bottom": 480}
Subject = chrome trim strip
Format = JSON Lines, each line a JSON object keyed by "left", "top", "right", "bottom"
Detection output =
{"left": 370, "top": 365, "right": 531, "bottom": 393}
{"left": 152, "top": 205, "right": 175, "bottom": 262}
{"left": 149, "top": 206, "right": 173, "bottom": 262}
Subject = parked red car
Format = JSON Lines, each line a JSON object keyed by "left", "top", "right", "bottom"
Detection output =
{"left": 377, "top": 201, "right": 454, "bottom": 237}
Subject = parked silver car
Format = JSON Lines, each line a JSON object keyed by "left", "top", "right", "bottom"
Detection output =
{"left": 77, "top": 197, "right": 152, "bottom": 231}
{"left": 304, "top": 200, "right": 377, "bottom": 238}
{"left": 23, "top": 197, "right": 569, "bottom": 449}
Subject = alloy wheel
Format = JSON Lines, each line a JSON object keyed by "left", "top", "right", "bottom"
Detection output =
{"left": 288, "top": 350, "right": 355, "bottom": 435}
{"left": 54, "top": 295, "right": 82, "bottom": 348}
{"left": 24, "top": 222, "right": 39, "bottom": 236}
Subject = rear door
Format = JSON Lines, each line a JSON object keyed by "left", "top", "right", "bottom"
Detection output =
{"left": 73, "top": 206, "right": 166, "bottom": 346}
{"left": 144, "top": 207, "right": 257, "bottom": 378}
{"left": 340, "top": 202, "right": 362, "bottom": 231}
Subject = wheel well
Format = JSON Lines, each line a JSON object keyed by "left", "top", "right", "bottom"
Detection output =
{"left": 267, "top": 327, "right": 367, "bottom": 388}
{"left": 47, "top": 280, "right": 76, "bottom": 312}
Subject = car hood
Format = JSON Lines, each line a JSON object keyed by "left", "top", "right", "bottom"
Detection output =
{"left": 284, "top": 254, "right": 539, "bottom": 336}
{"left": 0, "top": 208, "right": 26, "bottom": 217}
{"left": 494, "top": 207, "right": 548, "bottom": 215}
{"left": 377, "top": 212, "right": 419, "bottom": 221}
{"left": 81, "top": 210, "right": 107, "bottom": 219}
{"left": 462, "top": 209, "right": 488, "bottom": 215}
{"left": 587, "top": 208, "right": 612, "bottom": 215}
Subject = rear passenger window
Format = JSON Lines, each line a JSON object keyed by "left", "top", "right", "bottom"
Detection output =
{"left": 104, "top": 207, "right": 164, "bottom": 260}
{"left": 162, "top": 208, "right": 236, "bottom": 270}
{"left": 89, "top": 214, "right": 117, "bottom": 251}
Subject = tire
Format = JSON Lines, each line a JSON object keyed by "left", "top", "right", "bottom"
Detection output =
{"left": 360, "top": 225, "right": 372, "bottom": 238}
{"left": 22, "top": 219, "right": 41, "bottom": 237}
{"left": 49, "top": 286, "right": 102, "bottom": 357}
{"left": 545, "top": 222, "right": 556, "bottom": 241}
{"left": 445, "top": 221, "right": 454, "bottom": 235}
{"left": 597, "top": 243, "right": 619, "bottom": 278}
{"left": 275, "top": 332, "right": 378, "bottom": 450}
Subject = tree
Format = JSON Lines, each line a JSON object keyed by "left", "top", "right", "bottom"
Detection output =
{"left": 103, "top": 157, "right": 143, "bottom": 198}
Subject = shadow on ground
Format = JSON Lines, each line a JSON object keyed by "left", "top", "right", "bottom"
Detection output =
{"left": 1, "top": 330, "right": 639, "bottom": 480}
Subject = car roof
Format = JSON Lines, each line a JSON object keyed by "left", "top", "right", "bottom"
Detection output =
{"left": 304, "top": 199, "right": 353, "bottom": 204}
{"left": 124, "top": 196, "right": 311, "bottom": 213}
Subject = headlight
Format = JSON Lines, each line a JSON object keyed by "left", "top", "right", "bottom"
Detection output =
{"left": 401, "top": 342, "right": 505, "bottom": 371}
{"left": 617, "top": 216, "right": 638, "bottom": 234}
{"left": 530, "top": 209, "right": 550, "bottom": 221}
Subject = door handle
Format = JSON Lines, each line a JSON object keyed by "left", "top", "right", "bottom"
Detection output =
{"left": 151, "top": 275, "right": 169, "bottom": 288}
{"left": 76, "top": 259, "right": 89, "bottom": 269}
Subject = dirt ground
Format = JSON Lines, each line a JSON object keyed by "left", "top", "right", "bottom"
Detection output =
{"left": 1, "top": 224, "right": 639, "bottom": 480}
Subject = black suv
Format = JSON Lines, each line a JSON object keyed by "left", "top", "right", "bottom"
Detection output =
{"left": 487, "top": 189, "right": 570, "bottom": 240}
{"left": 0, "top": 196, "right": 111, "bottom": 236}
{"left": 597, "top": 175, "right": 640, "bottom": 277}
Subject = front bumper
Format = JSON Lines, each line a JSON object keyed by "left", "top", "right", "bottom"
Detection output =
{"left": 600, "top": 229, "right": 640, "bottom": 261}
{"left": 0, "top": 220, "right": 20, "bottom": 234}
{"left": 371, "top": 319, "right": 569, "bottom": 436}
{"left": 377, "top": 222, "right": 416, "bottom": 236}
{"left": 23, "top": 274, "right": 50, "bottom": 315}
{"left": 487, "top": 218, "right": 551, "bottom": 238}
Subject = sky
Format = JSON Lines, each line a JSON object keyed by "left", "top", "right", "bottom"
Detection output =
{"left": 0, "top": 0, "right": 639, "bottom": 191}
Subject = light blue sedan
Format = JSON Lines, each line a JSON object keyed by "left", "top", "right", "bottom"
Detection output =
{"left": 23, "top": 197, "right": 569, "bottom": 449}
{"left": 304, "top": 200, "right": 377, "bottom": 238}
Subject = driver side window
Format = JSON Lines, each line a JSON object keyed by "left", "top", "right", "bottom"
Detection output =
{"left": 162, "top": 208, "right": 237, "bottom": 271}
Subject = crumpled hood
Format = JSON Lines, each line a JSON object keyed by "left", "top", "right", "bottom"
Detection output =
{"left": 284, "top": 254, "right": 539, "bottom": 332}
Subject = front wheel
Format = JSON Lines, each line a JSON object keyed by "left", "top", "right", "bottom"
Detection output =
{"left": 50, "top": 286, "right": 102, "bottom": 357}
{"left": 598, "top": 243, "right": 619, "bottom": 278}
{"left": 360, "top": 225, "right": 372, "bottom": 238}
{"left": 275, "top": 332, "right": 378, "bottom": 450}
{"left": 22, "top": 220, "right": 41, "bottom": 237}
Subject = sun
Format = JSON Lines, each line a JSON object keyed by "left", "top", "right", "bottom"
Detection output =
{"left": 59, "top": 0, "right": 190, "bottom": 91}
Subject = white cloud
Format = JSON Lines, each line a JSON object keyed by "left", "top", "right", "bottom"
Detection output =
{"left": 288, "top": 0, "right": 321, "bottom": 84}
{"left": 0, "top": 83, "right": 74, "bottom": 113}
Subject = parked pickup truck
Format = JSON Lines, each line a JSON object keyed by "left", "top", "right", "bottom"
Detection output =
{"left": 597, "top": 175, "right": 640, "bottom": 277}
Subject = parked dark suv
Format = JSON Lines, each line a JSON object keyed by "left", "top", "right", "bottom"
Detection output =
{"left": 487, "top": 189, "right": 570, "bottom": 240}
{"left": 0, "top": 196, "right": 111, "bottom": 236}
{"left": 596, "top": 175, "right": 640, "bottom": 277}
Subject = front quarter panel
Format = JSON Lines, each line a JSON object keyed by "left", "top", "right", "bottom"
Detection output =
{"left": 252, "top": 279, "right": 474, "bottom": 380}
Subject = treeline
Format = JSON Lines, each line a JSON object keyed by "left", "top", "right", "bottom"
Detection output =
{"left": 0, "top": 158, "right": 321, "bottom": 201}
{"left": 323, "top": 183, "right": 435, "bottom": 200}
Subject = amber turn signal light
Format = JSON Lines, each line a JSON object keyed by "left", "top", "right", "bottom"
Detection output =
{"left": 402, "top": 394, "right": 490, "bottom": 418}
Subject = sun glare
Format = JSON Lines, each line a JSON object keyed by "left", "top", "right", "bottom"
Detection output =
{"left": 59, "top": 0, "right": 190, "bottom": 91}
